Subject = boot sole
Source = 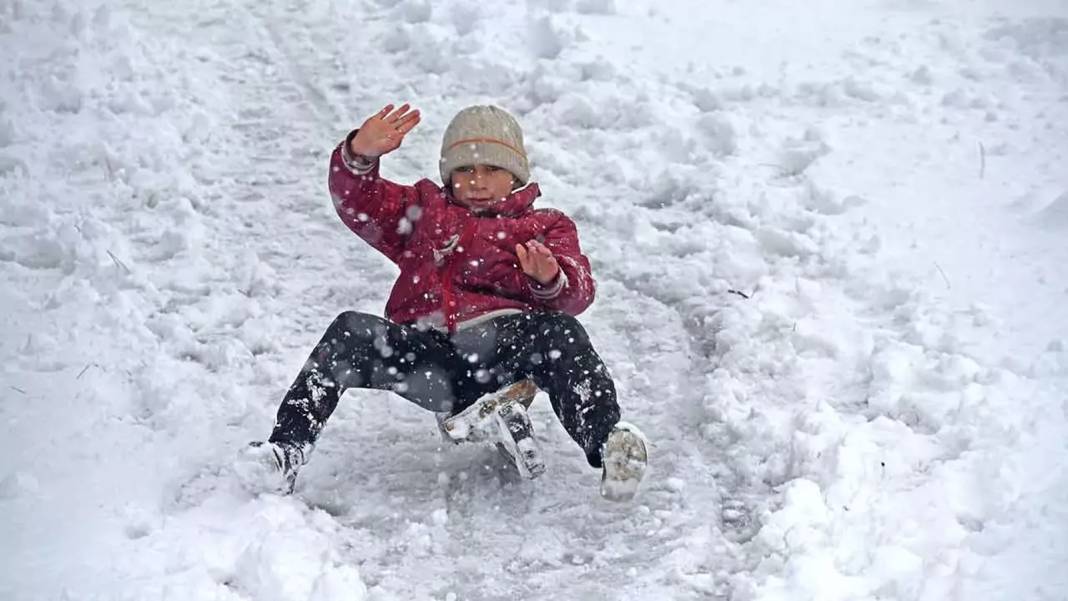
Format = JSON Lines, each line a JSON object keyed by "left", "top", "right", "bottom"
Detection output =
{"left": 600, "top": 425, "right": 648, "bottom": 502}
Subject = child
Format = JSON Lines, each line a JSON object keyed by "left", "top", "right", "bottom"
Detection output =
{"left": 239, "top": 104, "right": 648, "bottom": 501}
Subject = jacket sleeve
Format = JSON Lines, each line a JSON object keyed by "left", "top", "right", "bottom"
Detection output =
{"left": 328, "top": 130, "right": 419, "bottom": 264}
{"left": 522, "top": 212, "right": 596, "bottom": 315}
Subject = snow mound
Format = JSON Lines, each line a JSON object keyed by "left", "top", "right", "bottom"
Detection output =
{"left": 234, "top": 502, "right": 368, "bottom": 601}
{"left": 529, "top": 16, "right": 566, "bottom": 59}
{"left": 1038, "top": 190, "right": 1068, "bottom": 228}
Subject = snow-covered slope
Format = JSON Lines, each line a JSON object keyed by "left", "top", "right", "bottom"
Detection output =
{"left": 2, "top": 0, "right": 1066, "bottom": 599}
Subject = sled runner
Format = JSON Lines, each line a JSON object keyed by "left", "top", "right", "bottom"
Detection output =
{"left": 436, "top": 379, "right": 546, "bottom": 479}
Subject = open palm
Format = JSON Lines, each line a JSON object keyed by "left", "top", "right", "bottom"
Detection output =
{"left": 516, "top": 240, "right": 560, "bottom": 285}
{"left": 349, "top": 103, "right": 421, "bottom": 159}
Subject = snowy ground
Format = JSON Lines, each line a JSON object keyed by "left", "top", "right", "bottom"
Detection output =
{"left": 2, "top": 0, "right": 1067, "bottom": 599}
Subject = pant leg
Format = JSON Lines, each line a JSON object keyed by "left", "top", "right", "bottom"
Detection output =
{"left": 269, "top": 311, "right": 463, "bottom": 446}
{"left": 451, "top": 312, "right": 622, "bottom": 467}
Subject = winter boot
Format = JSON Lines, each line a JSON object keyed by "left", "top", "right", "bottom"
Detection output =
{"left": 600, "top": 422, "right": 648, "bottom": 502}
{"left": 233, "top": 440, "right": 312, "bottom": 494}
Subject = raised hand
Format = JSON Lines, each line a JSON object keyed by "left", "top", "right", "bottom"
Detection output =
{"left": 349, "top": 103, "right": 421, "bottom": 159}
{"left": 515, "top": 240, "right": 561, "bottom": 285}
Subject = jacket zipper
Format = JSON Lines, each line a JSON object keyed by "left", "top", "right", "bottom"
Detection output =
{"left": 439, "top": 222, "right": 477, "bottom": 332}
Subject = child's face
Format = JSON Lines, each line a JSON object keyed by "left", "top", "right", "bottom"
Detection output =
{"left": 451, "top": 165, "right": 517, "bottom": 209}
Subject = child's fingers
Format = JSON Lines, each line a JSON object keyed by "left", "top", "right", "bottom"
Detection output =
{"left": 396, "top": 111, "right": 421, "bottom": 134}
{"left": 526, "top": 244, "right": 545, "bottom": 262}
{"left": 389, "top": 103, "right": 412, "bottom": 121}
{"left": 528, "top": 240, "right": 552, "bottom": 256}
{"left": 518, "top": 241, "right": 558, "bottom": 280}
{"left": 376, "top": 104, "right": 394, "bottom": 119}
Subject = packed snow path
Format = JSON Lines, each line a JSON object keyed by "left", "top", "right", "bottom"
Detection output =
{"left": 2, "top": 0, "right": 1067, "bottom": 600}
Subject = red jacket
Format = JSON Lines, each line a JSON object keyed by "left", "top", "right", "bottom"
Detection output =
{"left": 327, "top": 138, "right": 596, "bottom": 331}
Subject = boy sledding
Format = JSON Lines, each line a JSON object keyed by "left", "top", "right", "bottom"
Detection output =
{"left": 237, "top": 104, "right": 648, "bottom": 501}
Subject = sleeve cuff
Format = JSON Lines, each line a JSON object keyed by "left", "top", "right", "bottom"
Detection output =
{"left": 530, "top": 270, "right": 569, "bottom": 300}
{"left": 341, "top": 130, "right": 378, "bottom": 175}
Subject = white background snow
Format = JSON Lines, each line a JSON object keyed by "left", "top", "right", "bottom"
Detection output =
{"left": 2, "top": 0, "right": 1067, "bottom": 599}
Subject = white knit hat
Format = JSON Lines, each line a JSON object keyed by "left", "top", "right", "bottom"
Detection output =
{"left": 439, "top": 105, "right": 530, "bottom": 187}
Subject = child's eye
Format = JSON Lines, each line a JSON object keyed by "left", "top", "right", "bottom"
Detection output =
{"left": 486, "top": 166, "right": 501, "bottom": 172}
{"left": 456, "top": 166, "right": 474, "bottom": 173}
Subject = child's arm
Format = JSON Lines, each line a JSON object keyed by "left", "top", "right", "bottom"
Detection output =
{"left": 328, "top": 104, "right": 422, "bottom": 263}
{"left": 329, "top": 138, "right": 415, "bottom": 263}
{"left": 515, "top": 212, "right": 596, "bottom": 315}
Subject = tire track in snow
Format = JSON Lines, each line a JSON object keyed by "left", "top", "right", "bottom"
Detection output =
{"left": 244, "top": 0, "right": 344, "bottom": 136}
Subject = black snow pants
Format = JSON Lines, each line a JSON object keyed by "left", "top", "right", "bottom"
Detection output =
{"left": 269, "top": 311, "right": 621, "bottom": 467}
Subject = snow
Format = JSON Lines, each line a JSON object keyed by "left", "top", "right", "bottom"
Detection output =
{"left": 2, "top": 0, "right": 1067, "bottom": 599}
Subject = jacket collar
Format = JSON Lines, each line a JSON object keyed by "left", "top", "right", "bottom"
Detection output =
{"left": 445, "top": 183, "right": 541, "bottom": 217}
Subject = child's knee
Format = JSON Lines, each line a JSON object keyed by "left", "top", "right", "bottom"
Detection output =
{"left": 538, "top": 313, "right": 590, "bottom": 348}
{"left": 332, "top": 311, "right": 382, "bottom": 337}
